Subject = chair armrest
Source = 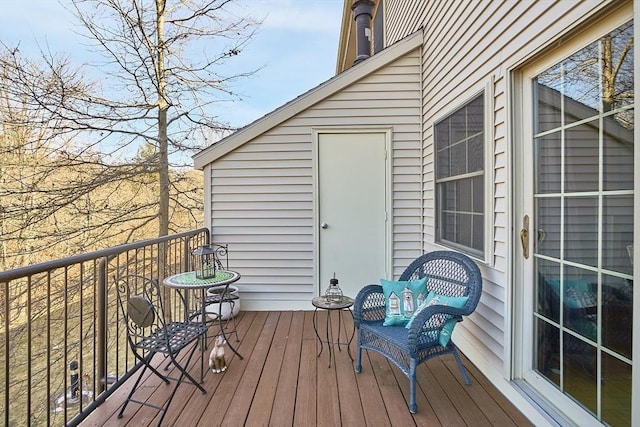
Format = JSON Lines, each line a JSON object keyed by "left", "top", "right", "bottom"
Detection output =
{"left": 406, "top": 304, "right": 466, "bottom": 352}
{"left": 353, "top": 284, "right": 386, "bottom": 327}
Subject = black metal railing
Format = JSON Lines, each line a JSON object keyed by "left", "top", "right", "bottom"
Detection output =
{"left": 0, "top": 228, "right": 210, "bottom": 427}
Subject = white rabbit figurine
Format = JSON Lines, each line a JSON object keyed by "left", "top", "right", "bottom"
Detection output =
{"left": 209, "top": 335, "right": 227, "bottom": 373}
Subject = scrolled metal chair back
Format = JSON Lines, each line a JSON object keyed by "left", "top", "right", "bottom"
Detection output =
{"left": 115, "top": 275, "right": 167, "bottom": 344}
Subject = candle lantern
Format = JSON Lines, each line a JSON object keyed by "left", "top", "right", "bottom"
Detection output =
{"left": 192, "top": 244, "right": 218, "bottom": 279}
{"left": 324, "top": 273, "right": 343, "bottom": 303}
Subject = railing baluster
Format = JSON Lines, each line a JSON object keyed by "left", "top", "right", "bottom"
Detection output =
{"left": 3, "top": 279, "right": 9, "bottom": 427}
{"left": 64, "top": 267, "right": 69, "bottom": 425}
{"left": 28, "top": 275, "right": 33, "bottom": 427}
{"left": 97, "top": 257, "right": 108, "bottom": 395}
{"left": 0, "top": 228, "right": 210, "bottom": 426}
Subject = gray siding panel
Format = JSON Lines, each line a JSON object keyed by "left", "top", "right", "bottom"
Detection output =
{"left": 385, "top": 0, "right": 427, "bottom": 45}
{"left": 207, "top": 49, "right": 423, "bottom": 309}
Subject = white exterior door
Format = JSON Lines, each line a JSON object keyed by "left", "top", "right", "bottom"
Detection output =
{"left": 317, "top": 131, "right": 388, "bottom": 298}
{"left": 516, "top": 14, "right": 635, "bottom": 426}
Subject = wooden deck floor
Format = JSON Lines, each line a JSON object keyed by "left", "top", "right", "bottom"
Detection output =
{"left": 80, "top": 311, "right": 532, "bottom": 426}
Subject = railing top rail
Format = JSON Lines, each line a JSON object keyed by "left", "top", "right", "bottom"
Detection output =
{"left": 0, "top": 228, "right": 210, "bottom": 282}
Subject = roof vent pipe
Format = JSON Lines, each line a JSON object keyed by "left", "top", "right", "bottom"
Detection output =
{"left": 352, "top": 0, "right": 374, "bottom": 64}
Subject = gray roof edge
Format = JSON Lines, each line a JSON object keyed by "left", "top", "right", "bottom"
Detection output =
{"left": 193, "top": 28, "right": 423, "bottom": 169}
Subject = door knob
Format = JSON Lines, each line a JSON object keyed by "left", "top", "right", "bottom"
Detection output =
{"left": 320, "top": 222, "right": 328, "bottom": 229}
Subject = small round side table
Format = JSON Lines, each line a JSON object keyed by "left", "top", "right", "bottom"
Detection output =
{"left": 312, "top": 295, "right": 355, "bottom": 368}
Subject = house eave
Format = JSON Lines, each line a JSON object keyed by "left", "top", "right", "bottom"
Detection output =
{"left": 192, "top": 28, "right": 423, "bottom": 170}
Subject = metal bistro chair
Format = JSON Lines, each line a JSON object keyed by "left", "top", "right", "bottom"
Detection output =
{"left": 201, "top": 244, "right": 240, "bottom": 343}
{"left": 115, "top": 275, "right": 208, "bottom": 425}
{"left": 353, "top": 251, "right": 482, "bottom": 413}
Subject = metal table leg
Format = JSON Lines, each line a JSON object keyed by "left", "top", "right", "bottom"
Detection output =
{"left": 216, "top": 284, "right": 243, "bottom": 359}
{"left": 313, "top": 308, "right": 324, "bottom": 358}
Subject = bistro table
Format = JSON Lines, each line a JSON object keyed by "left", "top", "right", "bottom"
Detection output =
{"left": 163, "top": 270, "right": 242, "bottom": 380}
{"left": 312, "top": 295, "right": 355, "bottom": 368}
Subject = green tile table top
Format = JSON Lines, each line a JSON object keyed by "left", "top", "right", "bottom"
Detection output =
{"left": 163, "top": 270, "right": 240, "bottom": 289}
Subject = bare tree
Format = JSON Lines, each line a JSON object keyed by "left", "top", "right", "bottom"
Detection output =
{"left": 537, "top": 20, "right": 633, "bottom": 123}
{"left": 2, "top": 0, "right": 259, "bottom": 243}
{"left": 70, "top": 0, "right": 260, "bottom": 237}
{"left": 0, "top": 49, "right": 109, "bottom": 268}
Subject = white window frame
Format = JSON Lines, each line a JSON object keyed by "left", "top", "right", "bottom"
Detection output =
{"left": 434, "top": 85, "right": 492, "bottom": 261}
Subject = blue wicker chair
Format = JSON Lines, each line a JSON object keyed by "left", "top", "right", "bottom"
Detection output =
{"left": 353, "top": 251, "right": 482, "bottom": 413}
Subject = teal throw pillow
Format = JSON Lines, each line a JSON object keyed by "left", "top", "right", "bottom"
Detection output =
{"left": 405, "top": 291, "right": 468, "bottom": 347}
{"left": 381, "top": 277, "right": 428, "bottom": 326}
{"left": 405, "top": 291, "right": 439, "bottom": 329}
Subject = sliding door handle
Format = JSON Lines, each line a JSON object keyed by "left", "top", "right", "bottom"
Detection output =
{"left": 520, "top": 215, "right": 529, "bottom": 259}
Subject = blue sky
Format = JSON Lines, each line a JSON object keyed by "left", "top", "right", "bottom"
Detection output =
{"left": 0, "top": 0, "right": 344, "bottom": 129}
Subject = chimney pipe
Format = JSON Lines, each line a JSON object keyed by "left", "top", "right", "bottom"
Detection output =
{"left": 352, "top": 0, "right": 374, "bottom": 64}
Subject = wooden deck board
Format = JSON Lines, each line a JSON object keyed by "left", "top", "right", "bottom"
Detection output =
{"left": 80, "top": 311, "right": 533, "bottom": 427}
{"left": 152, "top": 311, "right": 260, "bottom": 426}
{"left": 201, "top": 312, "right": 268, "bottom": 426}
{"left": 222, "top": 311, "right": 280, "bottom": 425}
{"left": 355, "top": 352, "right": 394, "bottom": 426}
{"left": 370, "top": 353, "right": 421, "bottom": 426}
{"left": 244, "top": 311, "right": 291, "bottom": 425}
{"left": 429, "top": 356, "right": 492, "bottom": 426}
{"left": 334, "top": 313, "right": 365, "bottom": 427}
{"left": 445, "top": 356, "right": 533, "bottom": 426}
{"left": 269, "top": 311, "right": 303, "bottom": 426}
{"left": 294, "top": 335, "right": 317, "bottom": 425}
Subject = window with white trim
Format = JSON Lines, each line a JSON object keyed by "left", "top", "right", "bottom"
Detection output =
{"left": 435, "top": 93, "right": 485, "bottom": 256}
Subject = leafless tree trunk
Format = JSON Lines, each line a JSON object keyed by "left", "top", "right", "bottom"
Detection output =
{"left": 68, "top": 0, "right": 260, "bottom": 237}
{"left": 157, "top": 0, "right": 171, "bottom": 238}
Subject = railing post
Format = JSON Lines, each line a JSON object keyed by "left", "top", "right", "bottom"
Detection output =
{"left": 3, "top": 280, "right": 9, "bottom": 427}
{"left": 97, "top": 257, "right": 108, "bottom": 393}
{"left": 184, "top": 229, "right": 209, "bottom": 272}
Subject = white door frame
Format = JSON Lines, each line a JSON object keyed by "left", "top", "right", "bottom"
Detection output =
{"left": 512, "top": 5, "right": 638, "bottom": 425}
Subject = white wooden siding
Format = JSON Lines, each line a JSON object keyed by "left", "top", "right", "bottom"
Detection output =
{"left": 208, "top": 51, "right": 423, "bottom": 309}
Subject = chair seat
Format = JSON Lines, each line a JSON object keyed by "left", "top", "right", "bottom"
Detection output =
{"left": 134, "top": 321, "right": 208, "bottom": 354}
{"left": 360, "top": 321, "right": 408, "bottom": 347}
{"left": 359, "top": 321, "right": 447, "bottom": 374}
{"left": 358, "top": 321, "right": 412, "bottom": 375}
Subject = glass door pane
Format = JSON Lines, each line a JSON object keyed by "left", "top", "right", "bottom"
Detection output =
{"left": 532, "top": 20, "right": 634, "bottom": 426}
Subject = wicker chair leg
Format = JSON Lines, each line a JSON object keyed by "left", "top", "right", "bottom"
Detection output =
{"left": 453, "top": 347, "right": 472, "bottom": 385}
{"left": 355, "top": 334, "right": 363, "bottom": 373}
{"left": 409, "top": 359, "right": 417, "bottom": 413}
